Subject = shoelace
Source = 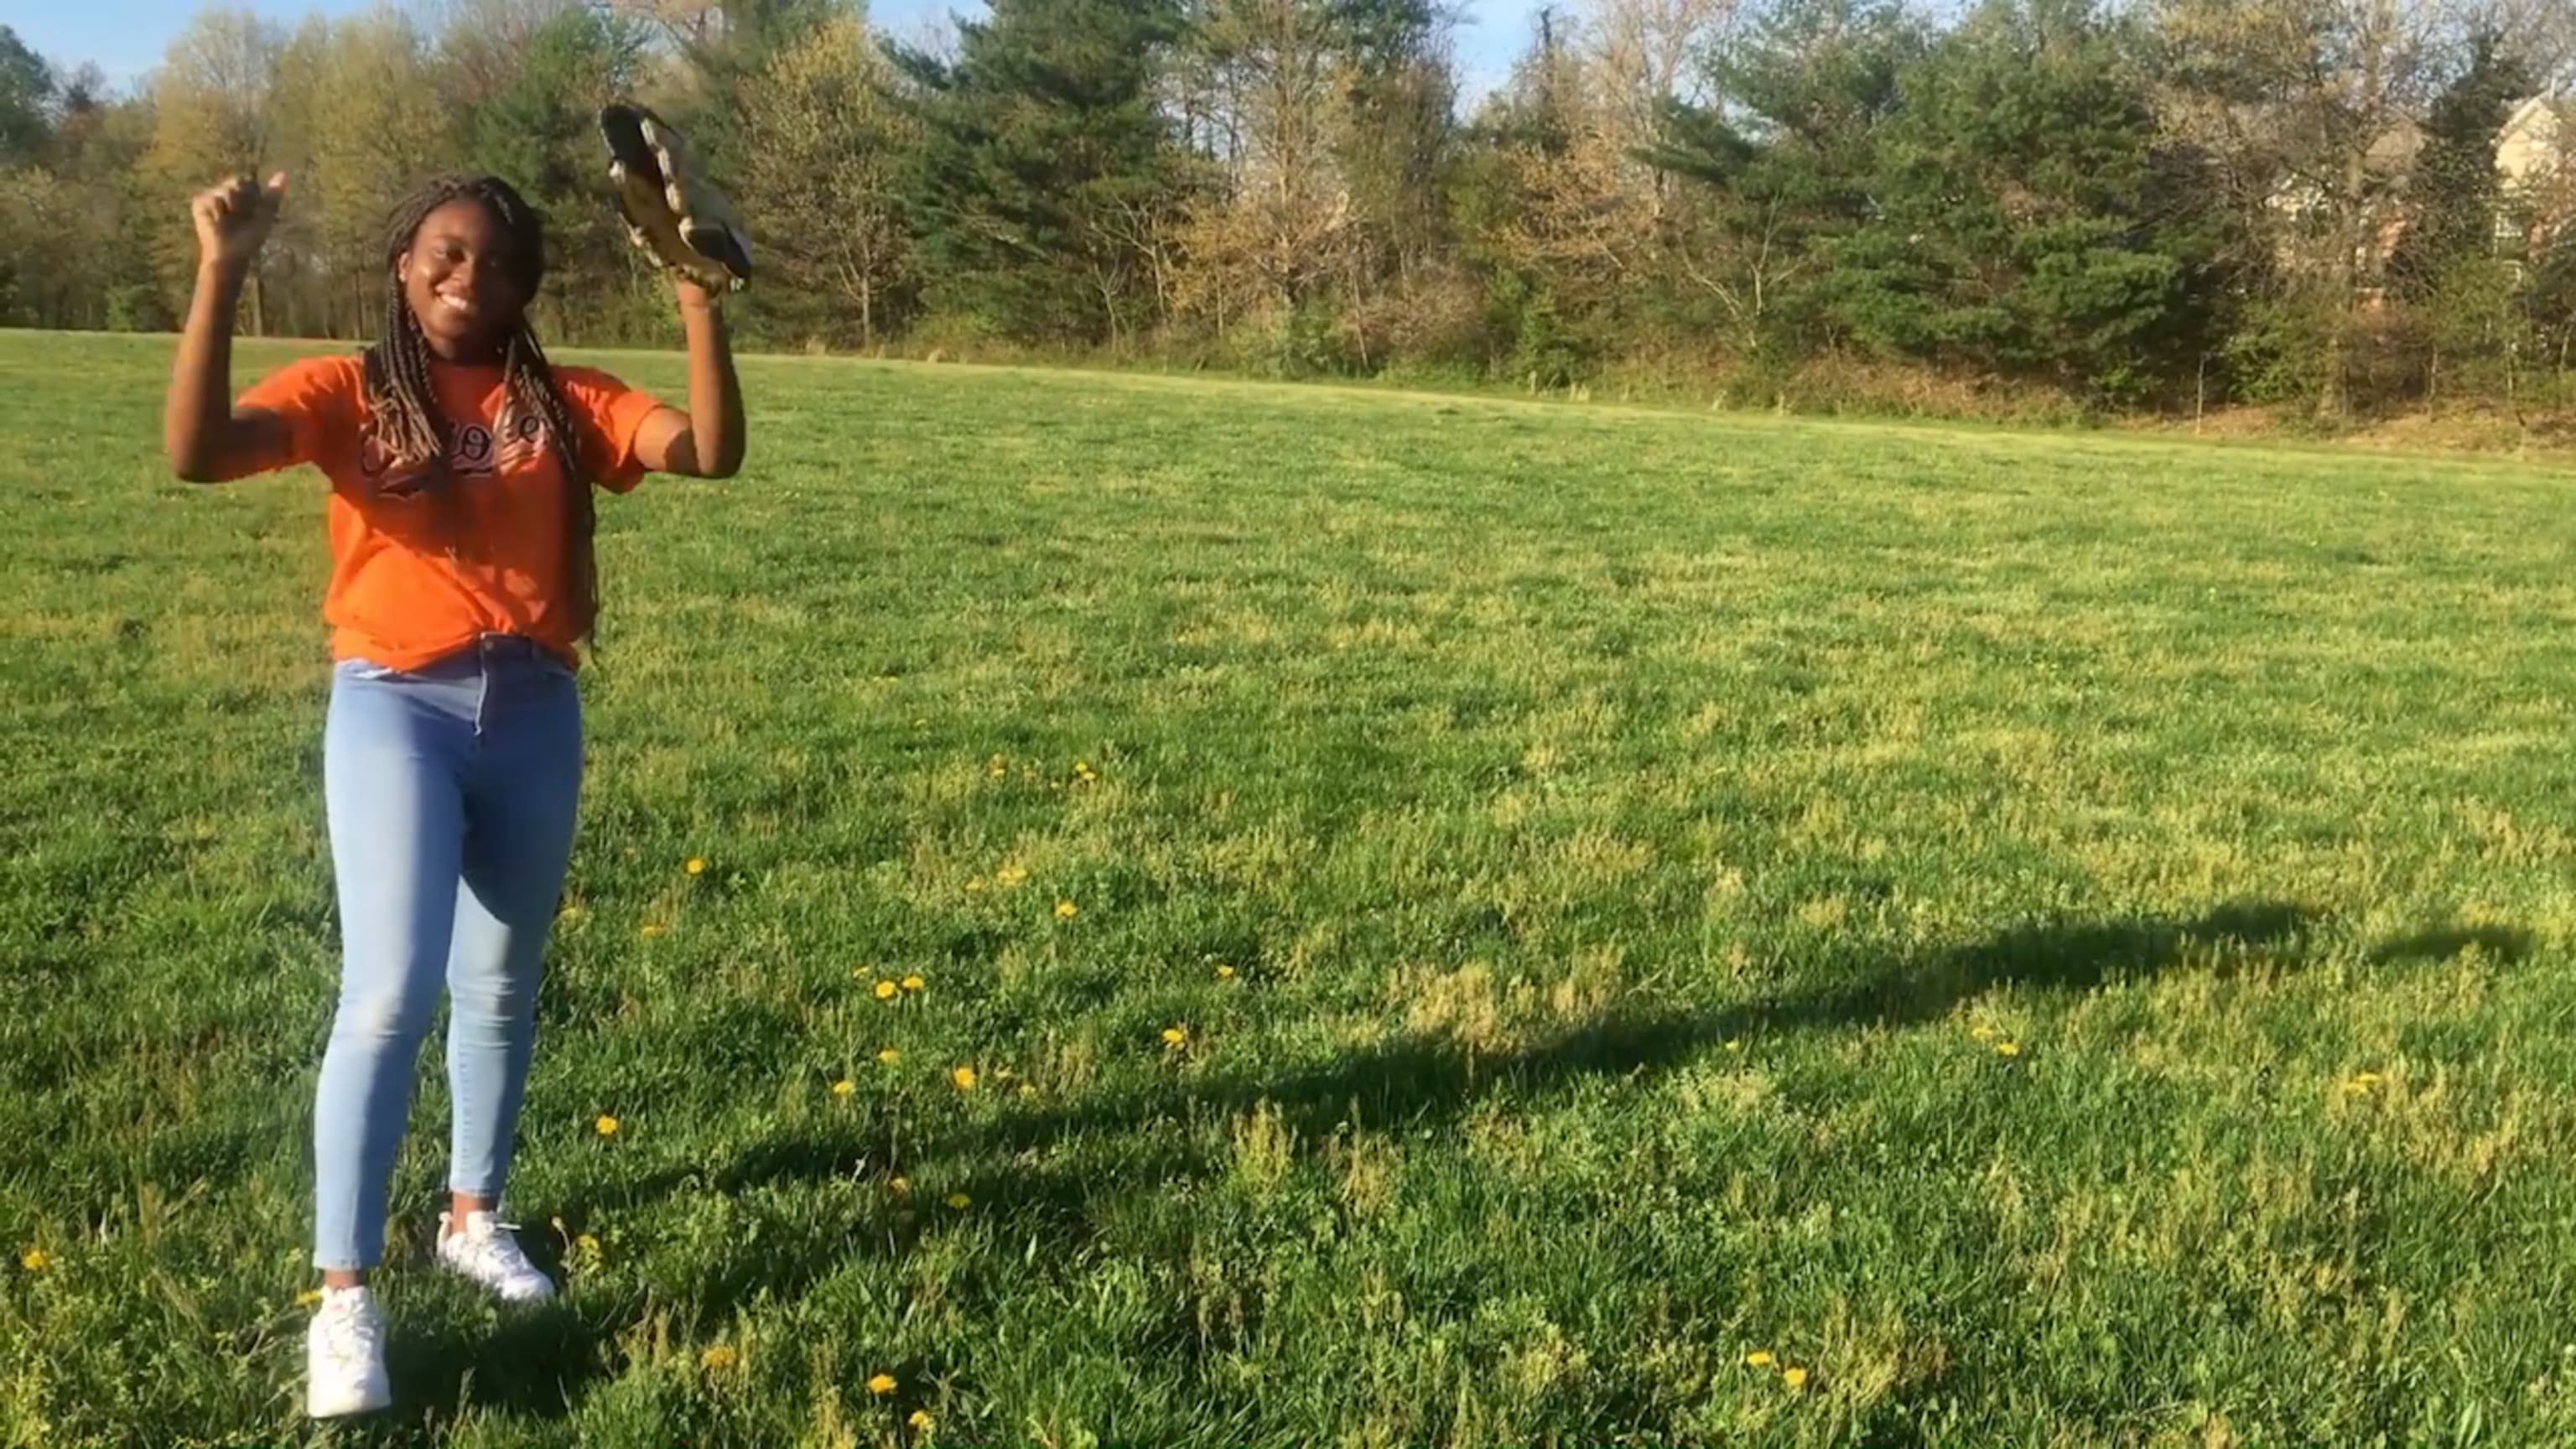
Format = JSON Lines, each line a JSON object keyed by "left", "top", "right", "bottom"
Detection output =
{"left": 315, "top": 1300, "right": 382, "bottom": 1362}
{"left": 452, "top": 1221, "right": 543, "bottom": 1280}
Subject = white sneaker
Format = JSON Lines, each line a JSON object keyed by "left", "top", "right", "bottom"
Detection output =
{"left": 434, "top": 1211, "right": 557, "bottom": 1304}
{"left": 306, "top": 1285, "right": 390, "bottom": 1418}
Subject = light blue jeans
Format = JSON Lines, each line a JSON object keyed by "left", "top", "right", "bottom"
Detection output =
{"left": 314, "top": 634, "right": 583, "bottom": 1270}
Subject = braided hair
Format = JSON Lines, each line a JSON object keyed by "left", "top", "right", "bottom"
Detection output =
{"left": 366, "top": 174, "right": 600, "bottom": 644}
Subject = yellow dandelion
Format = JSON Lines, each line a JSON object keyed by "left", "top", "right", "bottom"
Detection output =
{"left": 875, "top": 979, "right": 900, "bottom": 1000}
{"left": 18, "top": 1248, "right": 46, "bottom": 1274}
{"left": 576, "top": 1233, "right": 600, "bottom": 1257}
{"left": 951, "top": 1066, "right": 978, "bottom": 1091}
{"left": 1969, "top": 1023, "right": 1997, "bottom": 1042}
{"left": 965, "top": 877, "right": 988, "bottom": 893}
{"left": 1995, "top": 1041, "right": 2021, "bottom": 1057}
{"left": 889, "top": 1176, "right": 911, "bottom": 1197}
{"left": 910, "top": 1409, "right": 934, "bottom": 1431}
{"left": 296, "top": 1286, "right": 323, "bottom": 1306}
{"left": 685, "top": 857, "right": 706, "bottom": 875}
{"left": 944, "top": 1192, "right": 970, "bottom": 1210}
{"left": 1055, "top": 899, "right": 1078, "bottom": 920}
{"left": 1018, "top": 1083, "right": 1038, "bottom": 1099}
{"left": 1215, "top": 963, "right": 1236, "bottom": 980}
{"left": 640, "top": 924, "right": 667, "bottom": 938}
{"left": 995, "top": 864, "right": 1029, "bottom": 886}
{"left": 878, "top": 1047, "right": 901, "bottom": 1066}
{"left": 868, "top": 1372, "right": 898, "bottom": 1395}
{"left": 902, "top": 974, "right": 925, "bottom": 992}
{"left": 1161, "top": 1026, "right": 1189, "bottom": 1047}
{"left": 1745, "top": 1350, "right": 1774, "bottom": 1368}
{"left": 1724, "top": 1039, "right": 1743, "bottom": 1053}
{"left": 595, "top": 1114, "right": 621, "bottom": 1137}
{"left": 832, "top": 1078, "right": 856, "bottom": 1098}
{"left": 700, "top": 1344, "right": 738, "bottom": 1370}
{"left": 1783, "top": 1367, "right": 1810, "bottom": 1391}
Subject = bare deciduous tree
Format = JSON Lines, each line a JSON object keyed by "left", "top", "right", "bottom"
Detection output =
{"left": 737, "top": 13, "right": 917, "bottom": 345}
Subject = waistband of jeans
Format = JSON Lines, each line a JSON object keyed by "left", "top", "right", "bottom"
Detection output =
{"left": 338, "top": 634, "right": 567, "bottom": 678}
{"left": 468, "top": 632, "right": 555, "bottom": 663}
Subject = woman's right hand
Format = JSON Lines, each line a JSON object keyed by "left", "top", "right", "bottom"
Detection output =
{"left": 191, "top": 173, "right": 287, "bottom": 275}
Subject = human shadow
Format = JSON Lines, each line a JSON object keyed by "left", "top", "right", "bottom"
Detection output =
{"left": 517, "top": 895, "right": 2560, "bottom": 1423}
{"left": 2366, "top": 922, "right": 2533, "bottom": 967}
{"left": 586, "top": 899, "right": 2327, "bottom": 1330}
{"left": 395, "top": 1301, "right": 605, "bottom": 1419}
{"left": 318, "top": 1296, "right": 608, "bottom": 1440}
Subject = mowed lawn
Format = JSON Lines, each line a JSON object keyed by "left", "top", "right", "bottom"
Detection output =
{"left": 8, "top": 329, "right": 2576, "bottom": 1446}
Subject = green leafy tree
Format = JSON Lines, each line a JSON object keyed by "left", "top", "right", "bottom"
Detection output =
{"left": 1824, "top": 0, "right": 2237, "bottom": 402}
{"left": 891, "top": 0, "right": 1187, "bottom": 344}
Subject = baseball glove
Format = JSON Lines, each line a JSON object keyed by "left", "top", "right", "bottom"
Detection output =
{"left": 600, "top": 101, "right": 752, "bottom": 293}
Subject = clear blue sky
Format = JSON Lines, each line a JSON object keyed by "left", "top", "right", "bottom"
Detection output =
{"left": 18, "top": 0, "right": 1544, "bottom": 98}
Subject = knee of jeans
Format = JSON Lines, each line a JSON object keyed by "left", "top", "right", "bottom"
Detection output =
{"left": 449, "top": 959, "right": 538, "bottom": 1021}
{"left": 334, "top": 978, "right": 439, "bottom": 1042}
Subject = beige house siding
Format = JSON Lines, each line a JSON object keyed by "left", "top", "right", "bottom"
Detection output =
{"left": 2271, "top": 98, "right": 2575, "bottom": 287}
{"left": 2497, "top": 98, "right": 2572, "bottom": 194}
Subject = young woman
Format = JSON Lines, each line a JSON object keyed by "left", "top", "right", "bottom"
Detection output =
{"left": 164, "top": 170, "right": 745, "bottom": 1417}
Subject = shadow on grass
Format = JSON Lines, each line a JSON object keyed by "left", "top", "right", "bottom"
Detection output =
{"left": 565, "top": 901, "right": 2327, "bottom": 1324}
{"left": 1072, "top": 899, "right": 2325, "bottom": 1146}
{"left": 540, "top": 897, "right": 2527, "bottom": 1419}
{"left": 2365, "top": 922, "right": 2533, "bottom": 967}
{"left": 388, "top": 1299, "right": 605, "bottom": 1423}
{"left": 338, "top": 1298, "right": 610, "bottom": 1440}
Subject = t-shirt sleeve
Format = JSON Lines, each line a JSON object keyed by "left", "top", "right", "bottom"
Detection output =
{"left": 553, "top": 366, "right": 669, "bottom": 494}
{"left": 235, "top": 356, "right": 361, "bottom": 474}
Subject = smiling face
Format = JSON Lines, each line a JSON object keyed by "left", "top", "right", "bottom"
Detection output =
{"left": 397, "top": 197, "right": 527, "bottom": 361}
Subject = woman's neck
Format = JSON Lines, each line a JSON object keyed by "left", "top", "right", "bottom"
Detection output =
{"left": 424, "top": 335, "right": 506, "bottom": 367}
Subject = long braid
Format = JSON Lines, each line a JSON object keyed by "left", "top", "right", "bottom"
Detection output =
{"left": 366, "top": 174, "right": 600, "bottom": 644}
{"left": 362, "top": 264, "right": 449, "bottom": 471}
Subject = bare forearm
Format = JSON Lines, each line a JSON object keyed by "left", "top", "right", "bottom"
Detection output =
{"left": 165, "top": 263, "right": 247, "bottom": 481}
{"left": 680, "top": 295, "right": 745, "bottom": 478}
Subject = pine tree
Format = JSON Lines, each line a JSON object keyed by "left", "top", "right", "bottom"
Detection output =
{"left": 891, "top": 0, "right": 1186, "bottom": 343}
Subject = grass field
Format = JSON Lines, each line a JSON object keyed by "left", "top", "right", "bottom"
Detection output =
{"left": 8, "top": 329, "right": 2576, "bottom": 1446}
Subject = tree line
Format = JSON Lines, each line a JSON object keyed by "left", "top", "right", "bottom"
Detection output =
{"left": 4, "top": 0, "right": 2575, "bottom": 422}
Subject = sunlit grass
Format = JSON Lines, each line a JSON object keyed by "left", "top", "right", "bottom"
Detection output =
{"left": 6, "top": 330, "right": 2576, "bottom": 1445}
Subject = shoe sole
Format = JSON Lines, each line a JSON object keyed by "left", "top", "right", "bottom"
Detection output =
{"left": 599, "top": 101, "right": 752, "bottom": 288}
{"left": 598, "top": 103, "right": 667, "bottom": 197}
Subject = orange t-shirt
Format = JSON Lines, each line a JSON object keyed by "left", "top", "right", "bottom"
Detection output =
{"left": 237, "top": 355, "right": 667, "bottom": 670}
